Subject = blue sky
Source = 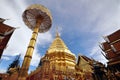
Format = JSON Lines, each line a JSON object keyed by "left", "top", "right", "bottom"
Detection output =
{"left": 0, "top": 0, "right": 120, "bottom": 73}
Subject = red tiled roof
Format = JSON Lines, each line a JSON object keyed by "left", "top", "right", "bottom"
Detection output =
{"left": 81, "top": 55, "right": 92, "bottom": 62}
{"left": 101, "top": 42, "right": 111, "bottom": 51}
{"left": 106, "top": 49, "right": 118, "bottom": 59}
{"left": 107, "top": 29, "right": 120, "bottom": 43}
{"left": 0, "top": 23, "right": 15, "bottom": 58}
{"left": 108, "top": 56, "right": 120, "bottom": 65}
{"left": 112, "top": 41, "right": 120, "bottom": 52}
{"left": 0, "top": 23, "right": 14, "bottom": 35}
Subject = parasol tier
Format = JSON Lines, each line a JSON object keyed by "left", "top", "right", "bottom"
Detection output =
{"left": 22, "top": 4, "right": 52, "bottom": 33}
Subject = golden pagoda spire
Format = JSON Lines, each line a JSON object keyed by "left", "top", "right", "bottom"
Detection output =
{"left": 47, "top": 28, "right": 75, "bottom": 56}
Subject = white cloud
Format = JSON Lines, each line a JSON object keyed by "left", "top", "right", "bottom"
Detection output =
{"left": 90, "top": 45, "right": 100, "bottom": 56}
{"left": 0, "top": 69, "right": 6, "bottom": 73}
{"left": 89, "top": 43, "right": 108, "bottom": 64}
{"left": 1, "top": 56, "right": 10, "bottom": 61}
{"left": 37, "top": 32, "right": 53, "bottom": 46}
{"left": 30, "top": 49, "right": 41, "bottom": 66}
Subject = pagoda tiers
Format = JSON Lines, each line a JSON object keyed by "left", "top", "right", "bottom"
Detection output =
{"left": 27, "top": 32, "right": 77, "bottom": 80}
{"left": 100, "top": 29, "right": 120, "bottom": 79}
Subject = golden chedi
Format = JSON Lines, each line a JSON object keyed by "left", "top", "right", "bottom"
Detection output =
{"left": 43, "top": 32, "right": 76, "bottom": 72}
{"left": 27, "top": 32, "right": 76, "bottom": 80}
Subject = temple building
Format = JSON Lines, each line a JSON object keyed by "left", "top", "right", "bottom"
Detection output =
{"left": 75, "top": 55, "right": 93, "bottom": 80}
{"left": 100, "top": 29, "right": 120, "bottom": 79}
{"left": 0, "top": 18, "right": 15, "bottom": 59}
{"left": 26, "top": 32, "right": 94, "bottom": 80}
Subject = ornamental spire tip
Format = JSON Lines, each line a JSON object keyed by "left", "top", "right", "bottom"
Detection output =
{"left": 56, "top": 26, "right": 60, "bottom": 37}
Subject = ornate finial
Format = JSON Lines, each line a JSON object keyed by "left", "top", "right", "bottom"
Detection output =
{"left": 56, "top": 27, "right": 60, "bottom": 37}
